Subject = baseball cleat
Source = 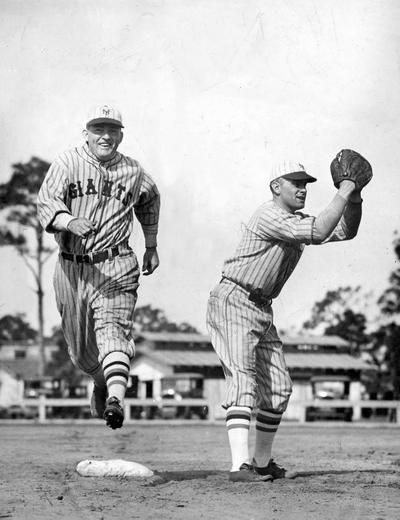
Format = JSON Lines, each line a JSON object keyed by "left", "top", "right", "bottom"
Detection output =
{"left": 90, "top": 384, "right": 107, "bottom": 418}
{"left": 103, "top": 396, "right": 124, "bottom": 429}
{"left": 252, "top": 458, "right": 291, "bottom": 479}
{"left": 229, "top": 463, "right": 273, "bottom": 483}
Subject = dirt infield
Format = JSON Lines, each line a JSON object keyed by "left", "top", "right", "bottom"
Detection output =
{"left": 1, "top": 421, "right": 399, "bottom": 520}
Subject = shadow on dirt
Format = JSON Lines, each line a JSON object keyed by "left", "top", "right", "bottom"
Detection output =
{"left": 145, "top": 468, "right": 399, "bottom": 485}
{"left": 146, "top": 469, "right": 226, "bottom": 485}
{"left": 288, "top": 468, "right": 399, "bottom": 480}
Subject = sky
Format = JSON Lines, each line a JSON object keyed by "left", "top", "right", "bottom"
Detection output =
{"left": 0, "top": 0, "right": 399, "bottom": 336}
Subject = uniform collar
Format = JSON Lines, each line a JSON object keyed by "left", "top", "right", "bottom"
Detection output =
{"left": 81, "top": 143, "right": 122, "bottom": 167}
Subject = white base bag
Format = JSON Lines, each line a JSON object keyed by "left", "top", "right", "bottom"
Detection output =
{"left": 76, "top": 459, "right": 154, "bottom": 478}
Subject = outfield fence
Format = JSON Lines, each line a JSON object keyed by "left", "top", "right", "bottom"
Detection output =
{"left": 14, "top": 395, "right": 400, "bottom": 424}
{"left": 22, "top": 395, "right": 212, "bottom": 422}
{"left": 293, "top": 399, "right": 400, "bottom": 424}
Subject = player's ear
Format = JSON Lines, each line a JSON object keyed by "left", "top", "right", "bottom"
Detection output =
{"left": 270, "top": 179, "right": 281, "bottom": 195}
{"left": 82, "top": 129, "right": 88, "bottom": 141}
{"left": 119, "top": 131, "right": 124, "bottom": 144}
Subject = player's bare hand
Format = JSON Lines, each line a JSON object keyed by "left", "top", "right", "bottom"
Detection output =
{"left": 337, "top": 179, "right": 356, "bottom": 197}
{"left": 67, "top": 218, "right": 97, "bottom": 238}
{"left": 142, "top": 247, "right": 159, "bottom": 276}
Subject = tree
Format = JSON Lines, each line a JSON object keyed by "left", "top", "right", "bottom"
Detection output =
{"left": 366, "top": 324, "right": 400, "bottom": 400}
{"left": 324, "top": 309, "right": 369, "bottom": 355}
{"left": 301, "top": 286, "right": 383, "bottom": 400}
{"left": 133, "top": 304, "right": 198, "bottom": 333}
{"left": 378, "top": 232, "right": 400, "bottom": 316}
{"left": 0, "top": 313, "right": 37, "bottom": 343}
{"left": 374, "top": 233, "right": 400, "bottom": 399}
{"left": 383, "top": 323, "right": 400, "bottom": 400}
{"left": 302, "top": 286, "right": 371, "bottom": 353}
{"left": 0, "top": 157, "right": 54, "bottom": 376}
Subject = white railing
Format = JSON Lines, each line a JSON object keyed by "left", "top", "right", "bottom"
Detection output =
{"left": 21, "top": 395, "right": 213, "bottom": 422}
{"left": 10, "top": 396, "right": 400, "bottom": 424}
{"left": 293, "top": 399, "right": 400, "bottom": 424}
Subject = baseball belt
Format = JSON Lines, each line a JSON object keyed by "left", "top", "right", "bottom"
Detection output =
{"left": 220, "top": 277, "right": 272, "bottom": 307}
{"left": 61, "top": 246, "right": 120, "bottom": 264}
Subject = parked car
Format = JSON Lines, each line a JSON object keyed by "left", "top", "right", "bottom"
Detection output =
{"left": 129, "top": 373, "right": 209, "bottom": 420}
{"left": 306, "top": 390, "right": 353, "bottom": 422}
{"left": 306, "top": 377, "right": 353, "bottom": 422}
{"left": 158, "top": 373, "right": 209, "bottom": 419}
{"left": 5, "top": 405, "right": 38, "bottom": 419}
{"left": 306, "top": 404, "right": 353, "bottom": 422}
{"left": 157, "top": 388, "right": 209, "bottom": 420}
{"left": 158, "top": 389, "right": 181, "bottom": 419}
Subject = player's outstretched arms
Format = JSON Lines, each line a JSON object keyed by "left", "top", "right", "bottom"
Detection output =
{"left": 142, "top": 247, "right": 159, "bottom": 276}
{"left": 312, "top": 180, "right": 356, "bottom": 243}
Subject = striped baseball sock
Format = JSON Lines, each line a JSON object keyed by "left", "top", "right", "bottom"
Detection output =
{"left": 253, "top": 408, "right": 283, "bottom": 467}
{"left": 226, "top": 406, "right": 252, "bottom": 471}
{"left": 102, "top": 352, "right": 131, "bottom": 404}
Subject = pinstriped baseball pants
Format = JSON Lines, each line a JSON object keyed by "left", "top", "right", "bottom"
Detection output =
{"left": 206, "top": 279, "right": 292, "bottom": 412}
{"left": 53, "top": 248, "right": 140, "bottom": 376}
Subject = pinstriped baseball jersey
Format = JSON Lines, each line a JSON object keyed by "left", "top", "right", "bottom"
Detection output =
{"left": 37, "top": 142, "right": 160, "bottom": 372}
{"left": 222, "top": 200, "right": 356, "bottom": 299}
{"left": 37, "top": 144, "right": 160, "bottom": 253}
{"left": 207, "top": 197, "right": 361, "bottom": 412}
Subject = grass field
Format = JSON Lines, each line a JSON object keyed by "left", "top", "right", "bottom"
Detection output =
{"left": 0, "top": 421, "right": 399, "bottom": 520}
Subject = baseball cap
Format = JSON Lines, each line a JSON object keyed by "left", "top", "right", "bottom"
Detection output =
{"left": 269, "top": 160, "right": 317, "bottom": 184}
{"left": 86, "top": 104, "right": 124, "bottom": 128}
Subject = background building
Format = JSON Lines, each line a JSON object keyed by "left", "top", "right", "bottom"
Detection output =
{"left": 131, "top": 332, "right": 373, "bottom": 420}
{"left": 0, "top": 332, "right": 374, "bottom": 421}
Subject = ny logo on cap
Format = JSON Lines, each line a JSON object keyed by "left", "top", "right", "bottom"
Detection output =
{"left": 101, "top": 105, "right": 111, "bottom": 116}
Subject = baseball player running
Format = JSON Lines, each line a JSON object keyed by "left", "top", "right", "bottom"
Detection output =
{"left": 37, "top": 104, "right": 160, "bottom": 429}
{"left": 206, "top": 152, "right": 372, "bottom": 482}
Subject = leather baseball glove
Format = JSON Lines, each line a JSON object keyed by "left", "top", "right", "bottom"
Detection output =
{"left": 330, "top": 149, "right": 373, "bottom": 191}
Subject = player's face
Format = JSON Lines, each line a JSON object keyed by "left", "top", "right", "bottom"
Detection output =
{"left": 85, "top": 123, "right": 123, "bottom": 161}
{"left": 275, "top": 178, "right": 308, "bottom": 213}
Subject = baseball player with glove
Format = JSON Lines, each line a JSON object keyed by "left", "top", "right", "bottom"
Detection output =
{"left": 206, "top": 150, "right": 372, "bottom": 482}
{"left": 37, "top": 104, "right": 160, "bottom": 429}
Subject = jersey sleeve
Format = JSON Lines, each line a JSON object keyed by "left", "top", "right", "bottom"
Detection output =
{"left": 320, "top": 201, "right": 362, "bottom": 244}
{"left": 37, "top": 156, "right": 72, "bottom": 233}
{"left": 255, "top": 204, "right": 315, "bottom": 245}
{"left": 134, "top": 170, "right": 160, "bottom": 248}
